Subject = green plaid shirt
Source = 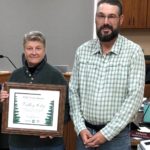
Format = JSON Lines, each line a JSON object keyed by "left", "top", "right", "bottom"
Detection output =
{"left": 69, "top": 34, "right": 145, "bottom": 140}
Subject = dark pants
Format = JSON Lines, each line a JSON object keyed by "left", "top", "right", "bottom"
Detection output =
{"left": 0, "top": 112, "right": 9, "bottom": 149}
{"left": 9, "top": 144, "right": 64, "bottom": 150}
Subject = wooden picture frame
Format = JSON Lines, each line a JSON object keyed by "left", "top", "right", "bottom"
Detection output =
{"left": 1, "top": 82, "right": 66, "bottom": 137}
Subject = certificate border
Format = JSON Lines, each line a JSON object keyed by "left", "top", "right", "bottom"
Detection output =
{"left": 1, "top": 82, "right": 66, "bottom": 137}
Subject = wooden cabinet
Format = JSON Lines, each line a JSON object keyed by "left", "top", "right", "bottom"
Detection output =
{"left": 147, "top": 0, "right": 150, "bottom": 28}
{"left": 121, "top": 0, "right": 148, "bottom": 28}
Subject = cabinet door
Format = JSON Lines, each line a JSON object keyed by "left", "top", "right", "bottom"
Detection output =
{"left": 147, "top": 0, "right": 150, "bottom": 28}
{"left": 121, "top": 0, "right": 147, "bottom": 28}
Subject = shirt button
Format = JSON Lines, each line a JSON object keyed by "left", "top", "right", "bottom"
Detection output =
{"left": 29, "top": 74, "right": 32, "bottom": 77}
{"left": 31, "top": 77, "right": 34, "bottom": 80}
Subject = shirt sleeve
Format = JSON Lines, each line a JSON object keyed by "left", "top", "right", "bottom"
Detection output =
{"left": 69, "top": 51, "right": 87, "bottom": 135}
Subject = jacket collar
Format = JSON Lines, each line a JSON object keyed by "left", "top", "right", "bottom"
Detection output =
{"left": 22, "top": 53, "right": 47, "bottom": 75}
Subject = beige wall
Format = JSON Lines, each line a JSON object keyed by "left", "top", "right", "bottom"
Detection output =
{"left": 0, "top": 0, "right": 94, "bottom": 71}
{"left": 121, "top": 29, "right": 150, "bottom": 55}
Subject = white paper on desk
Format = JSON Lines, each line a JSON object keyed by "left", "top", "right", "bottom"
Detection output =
{"left": 139, "top": 97, "right": 149, "bottom": 112}
{"left": 138, "top": 127, "right": 150, "bottom": 133}
{"left": 143, "top": 97, "right": 147, "bottom": 101}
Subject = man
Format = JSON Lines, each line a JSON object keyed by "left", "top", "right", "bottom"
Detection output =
{"left": 69, "top": 0, "right": 145, "bottom": 150}
{"left": 0, "top": 31, "right": 69, "bottom": 150}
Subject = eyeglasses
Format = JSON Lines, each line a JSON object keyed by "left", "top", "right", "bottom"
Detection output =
{"left": 96, "top": 13, "right": 119, "bottom": 22}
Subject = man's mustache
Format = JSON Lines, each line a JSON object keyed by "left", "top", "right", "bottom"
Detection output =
{"left": 99, "top": 24, "right": 113, "bottom": 31}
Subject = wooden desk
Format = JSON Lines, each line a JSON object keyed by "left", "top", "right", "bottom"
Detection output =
{"left": 63, "top": 72, "right": 77, "bottom": 150}
{"left": 144, "top": 84, "right": 150, "bottom": 98}
{"left": 0, "top": 72, "right": 11, "bottom": 83}
{"left": 131, "top": 112, "right": 143, "bottom": 147}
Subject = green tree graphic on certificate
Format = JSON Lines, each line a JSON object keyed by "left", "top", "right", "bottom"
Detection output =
{"left": 13, "top": 93, "right": 20, "bottom": 123}
{"left": 45, "top": 100, "right": 54, "bottom": 126}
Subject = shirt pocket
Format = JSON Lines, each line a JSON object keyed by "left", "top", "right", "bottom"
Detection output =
{"left": 106, "top": 63, "right": 129, "bottom": 86}
{"left": 79, "top": 60, "right": 100, "bottom": 88}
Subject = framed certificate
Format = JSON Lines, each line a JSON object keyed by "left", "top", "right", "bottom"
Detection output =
{"left": 1, "top": 82, "right": 66, "bottom": 137}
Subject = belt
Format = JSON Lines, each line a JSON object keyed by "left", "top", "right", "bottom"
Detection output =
{"left": 85, "top": 121, "right": 106, "bottom": 132}
{"left": 85, "top": 121, "right": 130, "bottom": 132}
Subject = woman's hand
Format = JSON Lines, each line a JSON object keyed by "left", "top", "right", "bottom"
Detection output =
{"left": 40, "top": 135, "right": 53, "bottom": 139}
{"left": 0, "top": 90, "right": 9, "bottom": 102}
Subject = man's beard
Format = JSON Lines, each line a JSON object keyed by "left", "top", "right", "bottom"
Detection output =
{"left": 96, "top": 24, "right": 119, "bottom": 42}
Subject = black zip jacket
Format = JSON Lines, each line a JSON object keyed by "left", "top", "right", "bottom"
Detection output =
{"left": 8, "top": 55, "right": 70, "bottom": 148}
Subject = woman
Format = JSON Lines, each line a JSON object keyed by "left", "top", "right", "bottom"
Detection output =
{"left": 0, "top": 31, "right": 69, "bottom": 150}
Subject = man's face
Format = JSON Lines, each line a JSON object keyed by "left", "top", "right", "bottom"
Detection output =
{"left": 95, "top": 3, "right": 123, "bottom": 42}
{"left": 24, "top": 41, "right": 45, "bottom": 67}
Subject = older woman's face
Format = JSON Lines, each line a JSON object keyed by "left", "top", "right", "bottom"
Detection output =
{"left": 24, "top": 41, "right": 45, "bottom": 67}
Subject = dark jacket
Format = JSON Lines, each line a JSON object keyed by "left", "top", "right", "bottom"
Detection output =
{"left": 8, "top": 55, "right": 70, "bottom": 148}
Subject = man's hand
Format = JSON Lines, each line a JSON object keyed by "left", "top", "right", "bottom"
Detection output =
{"left": 79, "top": 129, "right": 93, "bottom": 145}
{"left": 85, "top": 131, "right": 107, "bottom": 148}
